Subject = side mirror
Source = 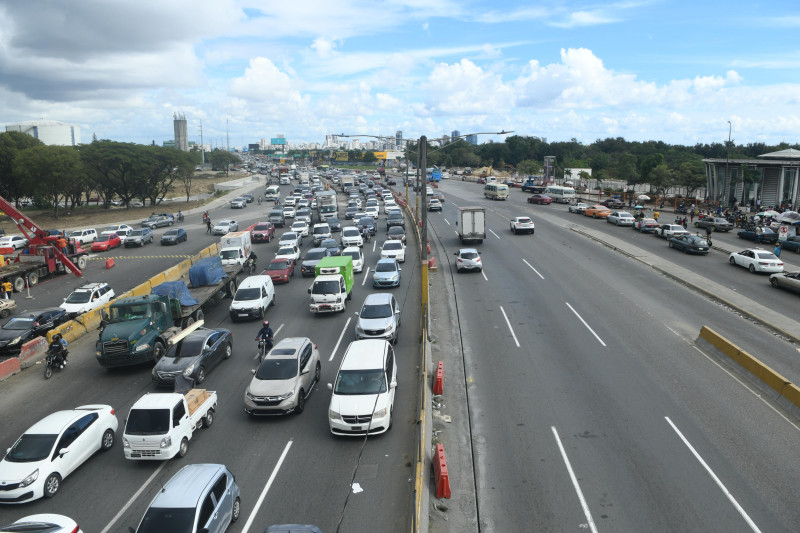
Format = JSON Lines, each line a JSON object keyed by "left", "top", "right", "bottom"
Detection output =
{"left": 307, "top": 287, "right": 312, "bottom": 294}
{"left": 453, "top": 252, "right": 458, "bottom": 256}
{"left": 327, "top": 383, "right": 333, "bottom": 390}
{"left": 354, "top": 311, "right": 359, "bottom": 316}
{"left": 390, "top": 380, "right": 397, "bottom": 389}
{"left": 129, "top": 528, "right": 137, "bottom": 533}
{"left": 251, "top": 369, "right": 256, "bottom": 375}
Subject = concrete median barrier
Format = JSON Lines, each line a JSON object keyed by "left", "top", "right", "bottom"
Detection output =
{"left": 0, "top": 357, "right": 20, "bottom": 380}
{"left": 19, "top": 337, "right": 48, "bottom": 368}
{"left": 48, "top": 320, "right": 87, "bottom": 344}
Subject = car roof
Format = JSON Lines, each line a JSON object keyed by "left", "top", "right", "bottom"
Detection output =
{"left": 363, "top": 293, "right": 393, "bottom": 306}
{"left": 26, "top": 405, "right": 109, "bottom": 434}
{"left": 459, "top": 248, "right": 478, "bottom": 254}
{"left": 341, "top": 339, "right": 389, "bottom": 370}
{"left": 73, "top": 282, "right": 109, "bottom": 292}
{"left": 268, "top": 337, "right": 308, "bottom": 358}
{"left": 149, "top": 464, "right": 227, "bottom": 508}
{"left": 376, "top": 258, "right": 397, "bottom": 266}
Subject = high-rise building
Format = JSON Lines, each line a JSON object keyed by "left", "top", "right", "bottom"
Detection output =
{"left": 395, "top": 131, "right": 403, "bottom": 150}
{"left": 5, "top": 120, "right": 81, "bottom": 146}
{"left": 173, "top": 113, "right": 188, "bottom": 151}
{"left": 466, "top": 134, "right": 478, "bottom": 145}
{"left": 451, "top": 130, "right": 460, "bottom": 142}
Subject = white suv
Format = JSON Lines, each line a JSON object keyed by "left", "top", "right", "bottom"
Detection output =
{"left": 68, "top": 228, "right": 98, "bottom": 245}
{"left": 60, "top": 282, "right": 116, "bottom": 317}
{"left": 327, "top": 339, "right": 397, "bottom": 436}
{"left": 341, "top": 227, "right": 363, "bottom": 248}
{"left": 312, "top": 223, "right": 332, "bottom": 246}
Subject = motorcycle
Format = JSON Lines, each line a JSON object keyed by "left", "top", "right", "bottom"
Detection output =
{"left": 44, "top": 346, "right": 67, "bottom": 379}
{"left": 257, "top": 338, "right": 273, "bottom": 360}
{"left": 177, "top": 213, "right": 185, "bottom": 222}
{"left": 244, "top": 257, "right": 257, "bottom": 275}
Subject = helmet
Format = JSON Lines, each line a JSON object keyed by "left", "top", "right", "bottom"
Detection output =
{"left": 263, "top": 321, "right": 269, "bottom": 327}
{"left": 53, "top": 334, "right": 61, "bottom": 341}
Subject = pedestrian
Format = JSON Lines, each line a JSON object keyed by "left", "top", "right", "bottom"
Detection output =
{"left": 628, "top": 197, "right": 632, "bottom": 208}
{"left": 690, "top": 212, "right": 694, "bottom": 223}
{"left": 682, "top": 218, "right": 688, "bottom": 230}
{"left": 754, "top": 225, "right": 762, "bottom": 244}
{"left": 206, "top": 218, "right": 212, "bottom": 233}
{"left": 705, "top": 227, "right": 712, "bottom": 246}
{"left": 2, "top": 280, "right": 12, "bottom": 299}
{"left": 257, "top": 195, "right": 262, "bottom": 205}
{"left": 653, "top": 209, "right": 660, "bottom": 221}
{"left": 774, "top": 242, "right": 782, "bottom": 257}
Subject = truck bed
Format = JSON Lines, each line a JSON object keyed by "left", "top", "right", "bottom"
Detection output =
{"left": 180, "top": 264, "right": 241, "bottom": 318}
{"left": 185, "top": 388, "right": 212, "bottom": 416}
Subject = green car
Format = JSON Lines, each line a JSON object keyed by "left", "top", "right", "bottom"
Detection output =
{"left": 668, "top": 234, "right": 710, "bottom": 255}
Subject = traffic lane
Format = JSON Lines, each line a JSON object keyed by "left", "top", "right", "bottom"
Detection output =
{"left": 429, "top": 208, "right": 800, "bottom": 531}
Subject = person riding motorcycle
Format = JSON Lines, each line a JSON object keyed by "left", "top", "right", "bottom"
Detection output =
{"left": 49, "top": 334, "right": 69, "bottom": 369}
{"left": 255, "top": 320, "right": 274, "bottom": 353}
{"left": 177, "top": 210, "right": 184, "bottom": 222}
{"left": 245, "top": 250, "right": 258, "bottom": 272}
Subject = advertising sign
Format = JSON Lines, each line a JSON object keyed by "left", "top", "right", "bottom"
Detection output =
{"left": 334, "top": 151, "right": 349, "bottom": 162}
{"left": 271, "top": 138, "right": 287, "bottom": 145}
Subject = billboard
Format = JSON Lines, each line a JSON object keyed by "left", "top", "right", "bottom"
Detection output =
{"left": 271, "top": 138, "right": 286, "bottom": 145}
{"left": 373, "top": 151, "right": 387, "bottom": 160}
{"left": 334, "top": 151, "right": 349, "bottom": 162}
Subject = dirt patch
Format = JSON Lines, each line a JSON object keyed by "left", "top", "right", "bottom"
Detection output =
{"left": 0, "top": 172, "right": 254, "bottom": 233}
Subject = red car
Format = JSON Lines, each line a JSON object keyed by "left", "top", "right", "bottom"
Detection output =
{"left": 527, "top": 194, "right": 553, "bottom": 205}
{"left": 250, "top": 221, "right": 275, "bottom": 243}
{"left": 91, "top": 233, "right": 121, "bottom": 252}
{"left": 264, "top": 258, "right": 295, "bottom": 284}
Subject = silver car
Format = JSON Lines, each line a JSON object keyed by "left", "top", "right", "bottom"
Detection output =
{"left": 355, "top": 293, "right": 401, "bottom": 344}
{"left": 244, "top": 337, "right": 321, "bottom": 415}
{"left": 454, "top": 248, "right": 482, "bottom": 272}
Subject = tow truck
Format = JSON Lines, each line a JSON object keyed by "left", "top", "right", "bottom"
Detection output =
{"left": 0, "top": 195, "right": 88, "bottom": 292}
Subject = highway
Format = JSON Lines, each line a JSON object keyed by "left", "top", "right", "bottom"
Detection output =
{"left": 426, "top": 180, "right": 800, "bottom": 532}
{"left": 0, "top": 178, "right": 421, "bottom": 532}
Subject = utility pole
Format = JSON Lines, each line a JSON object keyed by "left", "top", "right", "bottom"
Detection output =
{"left": 419, "top": 136, "right": 428, "bottom": 331}
{"left": 199, "top": 120, "right": 205, "bottom": 164}
{"left": 726, "top": 120, "right": 731, "bottom": 208}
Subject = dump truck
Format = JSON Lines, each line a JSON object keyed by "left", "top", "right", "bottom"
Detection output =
{"left": 456, "top": 206, "right": 486, "bottom": 244}
{"left": 95, "top": 258, "right": 241, "bottom": 368}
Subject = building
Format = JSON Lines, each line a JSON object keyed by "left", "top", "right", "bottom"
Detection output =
{"left": 451, "top": 130, "right": 460, "bottom": 142}
{"left": 5, "top": 120, "right": 81, "bottom": 146}
{"left": 465, "top": 134, "right": 478, "bottom": 146}
{"left": 173, "top": 113, "right": 188, "bottom": 151}
{"left": 704, "top": 149, "right": 800, "bottom": 209}
{"left": 395, "top": 131, "right": 403, "bottom": 151}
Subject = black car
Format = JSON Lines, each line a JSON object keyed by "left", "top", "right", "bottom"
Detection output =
{"left": 242, "top": 193, "right": 255, "bottom": 203}
{"left": 301, "top": 248, "right": 333, "bottom": 277}
{"left": 269, "top": 209, "right": 286, "bottom": 228}
{"left": 668, "top": 234, "right": 710, "bottom": 255}
{"left": 737, "top": 227, "right": 779, "bottom": 244}
{"left": 386, "top": 211, "right": 405, "bottom": 229}
{"left": 161, "top": 228, "right": 188, "bottom": 245}
{"left": 781, "top": 235, "right": 800, "bottom": 253}
{"left": 387, "top": 225, "right": 407, "bottom": 243}
{"left": 345, "top": 206, "right": 359, "bottom": 220}
{"left": 0, "top": 308, "right": 68, "bottom": 355}
{"left": 327, "top": 217, "right": 343, "bottom": 232}
{"left": 357, "top": 216, "right": 377, "bottom": 235}
{"left": 151, "top": 327, "right": 233, "bottom": 386}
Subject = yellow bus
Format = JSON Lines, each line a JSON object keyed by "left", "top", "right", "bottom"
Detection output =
{"left": 484, "top": 183, "right": 509, "bottom": 200}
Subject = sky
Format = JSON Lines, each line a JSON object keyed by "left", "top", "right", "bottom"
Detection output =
{"left": 1, "top": 0, "right": 799, "bottom": 149}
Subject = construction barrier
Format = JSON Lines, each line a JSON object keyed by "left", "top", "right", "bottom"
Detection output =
{"left": 48, "top": 319, "right": 87, "bottom": 344}
{"left": 105, "top": 258, "right": 115, "bottom": 269}
{"left": 433, "top": 361, "right": 444, "bottom": 395}
{"left": 433, "top": 444, "right": 451, "bottom": 499}
{"left": 18, "top": 337, "right": 48, "bottom": 368}
{"left": 0, "top": 357, "right": 20, "bottom": 381}
{"left": 428, "top": 257, "right": 437, "bottom": 271}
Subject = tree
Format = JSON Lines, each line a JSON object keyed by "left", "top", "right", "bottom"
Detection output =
{"left": 639, "top": 153, "right": 665, "bottom": 183}
{"left": 0, "top": 131, "right": 45, "bottom": 204}
{"left": 674, "top": 160, "right": 706, "bottom": 200}
{"left": 648, "top": 164, "right": 675, "bottom": 204}
{"left": 363, "top": 151, "right": 377, "bottom": 162}
{"left": 517, "top": 159, "right": 542, "bottom": 177}
{"left": 13, "top": 145, "right": 84, "bottom": 218}
{"left": 207, "top": 150, "right": 240, "bottom": 176}
{"left": 80, "top": 140, "right": 145, "bottom": 208}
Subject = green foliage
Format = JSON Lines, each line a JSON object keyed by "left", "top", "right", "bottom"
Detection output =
{"left": 0, "top": 131, "right": 45, "bottom": 203}
{"left": 13, "top": 145, "right": 84, "bottom": 218}
{"left": 207, "top": 150, "right": 241, "bottom": 175}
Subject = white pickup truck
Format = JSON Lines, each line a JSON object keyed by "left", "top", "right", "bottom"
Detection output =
{"left": 122, "top": 389, "right": 217, "bottom": 460}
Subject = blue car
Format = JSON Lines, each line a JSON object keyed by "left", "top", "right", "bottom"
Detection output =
{"left": 372, "top": 258, "right": 401, "bottom": 288}
{"left": 737, "top": 227, "right": 778, "bottom": 244}
{"left": 161, "top": 227, "right": 188, "bottom": 245}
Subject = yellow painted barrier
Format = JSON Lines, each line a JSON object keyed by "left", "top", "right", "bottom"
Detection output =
{"left": 699, "top": 326, "right": 800, "bottom": 410}
{"left": 162, "top": 264, "right": 182, "bottom": 281}
{"left": 78, "top": 308, "right": 103, "bottom": 331}
{"left": 48, "top": 320, "right": 87, "bottom": 344}
{"left": 148, "top": 272, "right": 167, "bottom": 288}
{"left": 129, "top": 283, "right": 151, "bottom": 297}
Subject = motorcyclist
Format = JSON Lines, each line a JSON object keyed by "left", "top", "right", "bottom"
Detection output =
{"left": 49, "top": 334, "right": 69, "bottom": 368}
{"left": 255, "top": 320, "right": 274, "bottom": 352}
{"left": 245, "top": 250, "right": 258, "bottom": 272}
{"left": 177, "top": 210, "right": 184, "bottom": 222}
{"left": 361, "top": 225, "right": 371, "bottom": 242}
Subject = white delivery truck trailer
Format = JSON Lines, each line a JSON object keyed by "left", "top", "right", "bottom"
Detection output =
{"left": 456, "top": 206, "right": 486, "bottom": 244}
{"left": 219, "top": 230, "right": 252, "bottom": 266}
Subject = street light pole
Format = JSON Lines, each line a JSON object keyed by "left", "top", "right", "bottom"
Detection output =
{"left": 726, "top": 120, "right": 731, "bottom": 208}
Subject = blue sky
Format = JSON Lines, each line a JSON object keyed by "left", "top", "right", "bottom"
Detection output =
{"left": 1, "top": 0, "right": 798, "bottom": 148}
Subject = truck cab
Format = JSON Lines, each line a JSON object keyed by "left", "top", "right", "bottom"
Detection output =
{"left": 308, "top": 256, "right": 353, "bottom": 313}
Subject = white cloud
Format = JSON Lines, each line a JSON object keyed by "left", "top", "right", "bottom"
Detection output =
{"left": 228, "top": 57, "right": 309, "bottom": 111}
{"left": 311, "top": 37, "right": 337, "bottom": 59}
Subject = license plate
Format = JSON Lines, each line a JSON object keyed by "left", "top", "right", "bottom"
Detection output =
{"left": 239, "top": 314, "right": 248, "bottom": 317}
{"left": 352, "top": 426, "right": 362, "bottom": 431}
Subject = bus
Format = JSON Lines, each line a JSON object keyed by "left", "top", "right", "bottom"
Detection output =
{"left": 544, "top": 185, "right": 576, "bottom": 203}
{"left": 484, "top": 183, "right": 509, "bottom": 200}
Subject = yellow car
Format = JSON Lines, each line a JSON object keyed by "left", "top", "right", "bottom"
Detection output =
{"left": 584, "top": 205, "right": 611, "bottom": 218}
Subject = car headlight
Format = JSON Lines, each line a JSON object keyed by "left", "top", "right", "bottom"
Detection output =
{"left": 184, "top": 363, "right": 195, "bottom": 376}
{"left": 278, "top": 391, "right": 294, "bottom": 401}
{"left": 390, "top": 275, "right": 399, "bottom": 281}
{"left": 245, "top": 391, "right": 255, "bottom": 401}
{"left": 373, "top": 407, "right": 387, "bottom": 419}
{"left": 9, "top": 336, "right": 23, "bottom": 346}
{"left": 336, "top": 297, "right": 342, "bottom": 303}
{"left": 134, "top": 343, "right": 150, "bottom": 352}
{"left": 160, "top": 436, "right": 172, "bottom": 448}
{"left": 329, "top": 409, "right": 341, "bottom": 420}
{"left": 19, "top": 468, "right": 39, "bottom": 488}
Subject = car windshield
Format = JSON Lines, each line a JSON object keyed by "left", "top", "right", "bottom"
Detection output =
{"left": 343, "top": 228, "right": 359, "bottom": 236}
{"left": 305, "top": 250, "right": 326, "bottom": 261}
{"left": 384, "top": 242, "right": 402, "bottom": 251}
{"left": 269, "top": 211, "right": 282, "bottom": 218}
{"left": 313, "top": 227, "right": 329, "bottom": 234}
{"left": 234, "top": 288, "right": 261, "bottom": 301}
{"left": 96, "top": 235, "right": 112, "bottom": 242}
{"left": 281, "top": 233, "right": 298, "bottom": 241}
{"left": 65, "top": 291, "right": 92, "bottom": 304}
{"left": 255, "top": 356, "right": 298, "bottom": 380}
{"left": 343, "top": 251, "right": 360, "bottom": 262}
{"left": 108, "top": 303, "right": 153, "bottom": 323}
{"left": 277, "top": 247, "right": 295, "bottom": 256}
{"left": 136, "top": 507, "right": 196, "bottom": 533}
{"left": 361, "top": 303, "right": 392, "bottom": 319}
{"left": 375, "top": 262, "right": 396, "bottom": 273}
{"left": 389, "top": 227, "right": 404, "bottom": 235}
{"left": 267, "top": 261, "right": 289, "bottom": 270}
{"left": 5, "top": 434, "right": 58, "bottom": 462}
{"left": 254, "top": 224, "right": 271, "bottom": 231}
{"left": 130, "top": 230, "right": 145, "bottom": 236}
{"left": 460, "top": 252, "right": 478, "bottom": 260}
{"left": 220, "top": 250, "right": 240, "bottom": 259}
{"left": 334, "top": 369, "right": 387, "bottom": 395}
{"left": 125, "top": 408, "right": 170, "bottom": 435}
{"left": 68, "top": 231, "right": 83, "bottom": 237}
{"left": 358, "top": 218, "right": 374, "bottom": 225}
{"left": 3, "top": 318, "right": 34, "bottom": 330}
{"left": 756, "top": 252, "right": 778, "bottom": 260}
{"left": 312, "top": 280, "right": 340, "bottom": 294}
{"left": 165, "top": 230, "right": 179, "bottom": 236}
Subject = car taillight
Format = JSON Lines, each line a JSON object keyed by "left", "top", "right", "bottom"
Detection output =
{"left": 110, "top": 408, "right": 115, "bottom": 415}
{"left": 70, "top": 526, "right": 80, "bottom": 533}
{"left": 475, "top": 258, "right": 481, "bottom": 262}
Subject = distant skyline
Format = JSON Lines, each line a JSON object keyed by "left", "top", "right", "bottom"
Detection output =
{"left": 1, "top": 1, "right": 799, "bottom": 148}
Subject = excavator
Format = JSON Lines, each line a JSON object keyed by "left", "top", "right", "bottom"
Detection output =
{"left": 0, "top": 195, "right": 87, "bottom": 293}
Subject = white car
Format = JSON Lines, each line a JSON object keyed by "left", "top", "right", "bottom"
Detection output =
{"left": 282, "top": 205, "right": 296, "bottom": 219}
{"left": 0, "top": 405, "right": 118, "bottom": 502}
{"left": 280, "top": 176, "right": 291, "bottom": 185}
{"left": 279, "top": 231, "right": 303, "bottom": 247}
{"left": 291, "top": 221, "right": 310, "bottom": 237}
{"left": 569, "top": 202, "right": 589, "bottom": 214}
{"left": 655, "top": 224, "right": 690, "bottom": 238}
{"left": 0, "top": 514, "right": 83, "bottom": 532}
{"left": 383, "top": 201, "right": 398, "bottom": 213}
{"left": 59, "top": 282, "right": 116, "bottom": 317}
{"left": 380, "top": 240, "right": 406, "bottom": 263}
{"left": 510, "top": 216, "right": 535, "bottom": 234}
{"left": 212, "top": 219, "right": 239, "bottom": 235}
{"left": 275, "top": 244, "right": 301, "bottom": 262}
{"left": 729, "top": 248, "right": 784, "bottom": 273}
{"left": 67, "top": 229, "right": 97, "bottom": 245}
{"left": 100, "top": 224, "right": 133, "bottom": 244}
{"left": 342, "top": 246, "right": 364, "bottom": 273}
{"left": 0, "top": 235, "right": 29, "bottom": 250}
{"left": 365, "top": 206, "right": 380, "bottom": 219}
{"left": 341, "top": 227, "right": 363, "bottom": 248}
{"left": 606, "top": 211, "right": 635, "bottom": 226}
{"left": 454, "top": 248, "right": 482, "bottom": 272}
{"left": 283, "top": 196, "right": 297, "bottom": 206}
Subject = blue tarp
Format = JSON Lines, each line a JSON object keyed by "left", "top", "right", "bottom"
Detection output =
{"left": 151, "top": 281, "right": 198, "bottom": 306}
{"left": 189, "top": 256, "right": 225, "bottom": 287}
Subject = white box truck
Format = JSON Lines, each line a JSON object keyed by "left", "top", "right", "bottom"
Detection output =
{"left": 317, "top": 190, "right": 338, "bottom": 221}
{"left": 456, "top": 206, "right": 486, "bottom": 244}
{"left": 219, "top": 230, "right": 252, "bottom": 266}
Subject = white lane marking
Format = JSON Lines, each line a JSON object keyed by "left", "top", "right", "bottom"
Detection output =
{"left": 565, "top": 302, "right": 606, "bottom": 347}
{"left": 100, "top": 462, "right": 167, "bottom": 533}
{"left": 481, "top": 270, "right": 488, "bottom": 281}
{"left": 444, "top": 218, "right": 451, "bottom": 225}
{"left": 665, "top": 417, "right": 762, "bottom": 533}
{"left": 551, "top": 426, "right": 598, "bottom": 533}
{"left": 522, "top": 259, "right": 544, "bottom": 279}
{"left": 241, "top": 440, "right": 294, "bottom": 533}
{"left": 454, "top": 230, "right": 459, "bottom": 236}
{"left": 362, "top": 267, "right": 371, "bottom": 285}
{"left": 372, "top": 240, "right": 376, "bottom": 252}
{"left": 330, "top": 316, "right": 352, "bottom": 361}
{"left": 499, "top": 306, "right": 520, "bottom": 347}
{"left": 489, "top": 228, "right": 500, "bottom": 239}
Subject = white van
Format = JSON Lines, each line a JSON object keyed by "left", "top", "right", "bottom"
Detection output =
{"left": 264, "top": 185, "right": 281, "bottom": 201}
{"left": 483, "top": 183, "right": 509, "bottom": 200}
{"left": 327, "top": 339, "right": 397, "bottom": 436}
{"left": 545, "top": 186, "right": 576, "bottom": 204}
{"left": 229, "top": 275, "right": 275, "bottom": 321}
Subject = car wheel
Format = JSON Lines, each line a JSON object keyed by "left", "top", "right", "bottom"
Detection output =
{"left": 771, "top": 277, "right": 779, "bottom": 288}
{"left": 153, "top": 340, "right": 166, "bottom": 362}
{"left": 224, "top": 343, "right": 232, "bottom": 359}
{"left": 195, "top": 366, "right": 206, "bottom": 384}
{"left": 231, "top": 497, "right": 241, "bottom": 522}
{"left": 101, "top": 429, "right": 115, "bottom": 451}
{"left": 749, "top": 264, "right": 756, "bottom": 273}
{"left": 314, "top": 362, "right": 321, "bottom": 383}
{"left": 43, "top": 473, "right": 61, "bottom": 498}
{"left": 178, "top": 438, "right": 189, "bottom": 458}
{"left": 296, "top": 390, "right": 306, "bottom": 414}
{"left": 729, "top": 257, "right": 736, "bottom": 265}
{"left": 203, "top": 409, "right": 214, "bottom": 427}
